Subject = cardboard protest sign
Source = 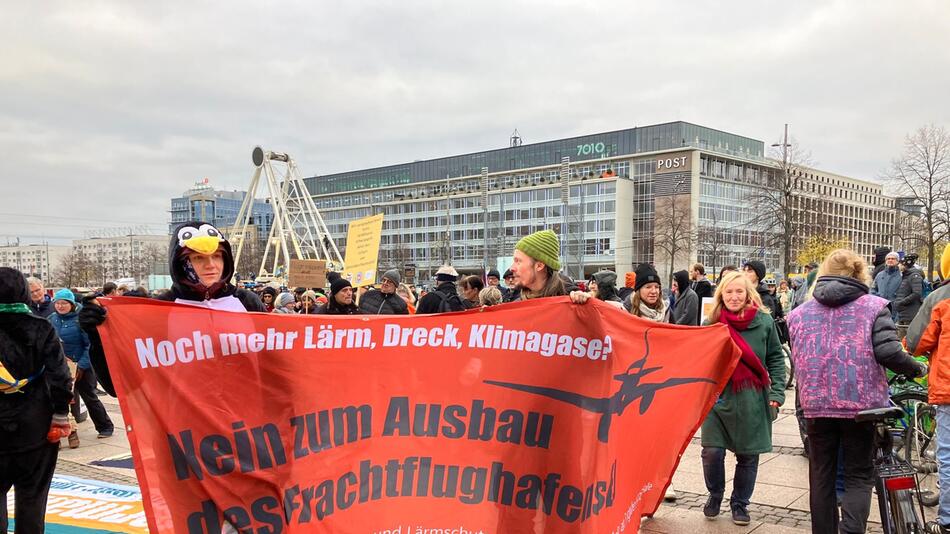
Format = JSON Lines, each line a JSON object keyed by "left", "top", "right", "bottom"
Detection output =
{"left": 97, "top": 297, "right": 739, "bottom": 533}
{"left": 288, "top": 259, "right": 327, "bottom": 289}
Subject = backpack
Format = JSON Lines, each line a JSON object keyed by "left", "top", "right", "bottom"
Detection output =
{"left": 432, "top": 289, "right": 466, "bottom": 313}
{"left": 922, "top": 278, "right": 933, "bottom": 300}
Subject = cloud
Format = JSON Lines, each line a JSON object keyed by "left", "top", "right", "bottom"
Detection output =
{"left": 1, "top": 0, "right": 948, "bottom": 244}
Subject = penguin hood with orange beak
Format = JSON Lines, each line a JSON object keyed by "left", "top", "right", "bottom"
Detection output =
{"left": 169, "top": 221, "right": 235, "bottom": 301}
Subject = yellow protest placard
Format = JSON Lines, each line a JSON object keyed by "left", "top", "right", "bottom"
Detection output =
{"left": 341, "top": 213, "right": 384, "bottom": 287}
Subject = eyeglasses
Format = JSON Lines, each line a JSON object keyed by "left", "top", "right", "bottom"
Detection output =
{"left": 381, "top": 278, "right": 396, "bottom": 285}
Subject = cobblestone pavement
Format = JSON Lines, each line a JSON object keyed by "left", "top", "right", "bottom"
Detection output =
{"left": 52, "top": 388, "right": 934, "bottom": 533}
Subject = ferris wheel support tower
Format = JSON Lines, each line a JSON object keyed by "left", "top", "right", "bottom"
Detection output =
{"left": 231, "top": 146, "right": 343, "bottom": 282}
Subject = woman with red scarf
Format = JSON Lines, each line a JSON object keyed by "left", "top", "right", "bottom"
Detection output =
{"left": 700, "top": 270, "right": 786, "bottom": 525}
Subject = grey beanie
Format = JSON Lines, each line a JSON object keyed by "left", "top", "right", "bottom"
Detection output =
{"left": 275, "top": 292, "right": 295, "bottom": 308}
{"left": 382, "top": 269, "right": 401, "bottom": 285}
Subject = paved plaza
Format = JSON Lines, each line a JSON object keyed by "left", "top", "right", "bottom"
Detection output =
{"left": 53, "top": 391, "right": 928, "bottom": 533}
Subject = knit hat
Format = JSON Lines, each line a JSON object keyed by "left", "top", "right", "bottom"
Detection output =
{"left": 743, "top": 260, "right": 766, "bottom": 283}
{"left": 885, "top": 251, "right": 900, "bottom": 261}
{"left": 330, "top": 277, "right": 352, "bottom": 296}
{"left": 503, "top": 269, "right": 514, "bottom": 279}
{"left": 624, "top": 272, "right": 637, "bottom": 289}
{"left": 436, "top": 264, "right": 459, "bottom": 282}
{"left": 592, "top": 270, "right": 618, "bottom": 289}
{"left": 487, "top": 269, "right": 500, "bottom": 279}
{"left": 275, "top": 292, "right": 295, "bottom": 309}
{"left": 327, "top": 271, "right": 342, "bottom": 284}
{"left": 53, "top": 288, "right": 77, "bottom": 311}
{"left": 633, "top": 264, "right": 660, "bottom": 291}
{"left": 515, "top": 230, "right": 561, "bottom": 270}
{"left": 382, "top": 269, "right": 401, "bottom": 285}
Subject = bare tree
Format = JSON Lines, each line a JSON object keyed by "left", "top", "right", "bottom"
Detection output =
{"left": 744, "top": 127, "right": 814, "bottom": 276}
{"left": 52, "top": 249, "right": 95, "bottom": 288}
{"left": 133, "top": 244, "right": 166, "bottom": 281}
{"left": 885, "top": 124, "right": 950, "bottom": 278}
{"left": 697, "top": 205, "right": 727, "bottom": 277}
{"left": 653, "top": 194, "right": 695, "bottom": 284}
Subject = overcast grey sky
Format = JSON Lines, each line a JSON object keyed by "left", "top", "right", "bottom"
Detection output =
{"left": 2, "top": 0, "right": 948, "bottom": 244}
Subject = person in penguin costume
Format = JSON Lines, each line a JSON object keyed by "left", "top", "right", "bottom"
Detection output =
{"left": 79, "top": 221, "right": 265, "bottom": 396}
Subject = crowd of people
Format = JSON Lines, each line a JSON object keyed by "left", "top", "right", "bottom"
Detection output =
{"left": 3, "top": 218, "right": 950, "bottom": 533}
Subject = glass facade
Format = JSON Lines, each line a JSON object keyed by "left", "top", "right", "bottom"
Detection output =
{"left": 303, "top": 122, "right": 764, "bottom": 195}
{"left": 169, "top": 189, "right": 273, "bottom": 240}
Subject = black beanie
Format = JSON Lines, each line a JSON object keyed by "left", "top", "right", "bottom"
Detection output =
{"left": 330, "top": 277, "right": 351, "bottom": 296}
{"left": 634, "top": 263, "right": 660, "bottom": 291}
{"left": 744, "top": 260, "right": 766, "bottom": 283}
{"left": 487, "top": 269, "right": 500, "bottom": 279}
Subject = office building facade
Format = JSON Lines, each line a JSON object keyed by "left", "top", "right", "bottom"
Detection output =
{"left": 169, "top": 180, "right": 273, "bottom": 241}
{"left": 0, "top": 244, "right": 70, "bottom": 281}
{"left": 303, "top": 122, "right": 904, "bottom": 283}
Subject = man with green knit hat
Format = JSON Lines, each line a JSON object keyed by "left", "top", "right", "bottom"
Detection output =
{"left": 511, "top": 230, "right": 568, "bottom": 300}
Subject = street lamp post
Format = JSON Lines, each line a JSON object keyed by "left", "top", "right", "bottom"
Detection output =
{"left": 771, "top": 123, "right": 793, "bottom": 275}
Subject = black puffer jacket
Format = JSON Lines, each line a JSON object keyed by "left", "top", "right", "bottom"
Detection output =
{"left": 756, "top": 282, "right": 784, "bottom": 322}
{"left": 0, "top": 268, "right": 72, "bottom": 453}
{"left": 810, "top": 276, "right": 923, "bottom": 377}
{"left": 894, "top": 267, "right": 924, "bottom": 325}
{"left": 358, "top": 289, "right": 409, "bottom": 315}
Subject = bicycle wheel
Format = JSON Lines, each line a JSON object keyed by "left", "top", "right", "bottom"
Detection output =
{"left": 889, "top": 488, "right": 924, "bottom": 533}
{"left": 904, "top": 400, "right": 939, "bottom": 507}
{"left": 892, "top": 391, "right": 929, "bottom": 460}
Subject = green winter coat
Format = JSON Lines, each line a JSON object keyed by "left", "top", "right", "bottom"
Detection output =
{"left": 701, "top": 310, "right": 786, "bottom": 455}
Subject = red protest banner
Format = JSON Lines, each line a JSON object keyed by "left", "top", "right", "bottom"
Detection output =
{"left": 97, "top": 296, "right": 740, "bottom": 533}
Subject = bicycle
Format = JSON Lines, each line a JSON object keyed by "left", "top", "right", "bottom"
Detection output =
{"left": 888, "top": 367, "right": 939, "bottom": 506}
{"left": 857, "top": 405, "right": 928, "bottom": 533}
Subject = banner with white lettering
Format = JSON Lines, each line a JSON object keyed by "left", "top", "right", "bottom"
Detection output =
{"left": 97, "top": 296, "right": 739, "bottom": 533}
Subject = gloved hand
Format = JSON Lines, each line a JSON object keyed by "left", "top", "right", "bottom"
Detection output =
{"left": 915, "top": 361, "right": 929, "bottom": 378}
{"left": 78, "top": 301, "right": 107, "bottom": 331}
{"left": 47, "top": 413, "right": 71, "bottom": 443}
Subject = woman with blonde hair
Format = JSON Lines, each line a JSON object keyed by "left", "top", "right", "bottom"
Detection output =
{"left": 788, "top": 249, "right": 925, "bottom": 533}
{"left": 700, "top": 270, "right": 786, "bottom": 525}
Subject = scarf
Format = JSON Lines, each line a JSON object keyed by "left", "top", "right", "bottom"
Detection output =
{"left": 0, "top": 303, "right": 31, "bottom": 314}
{"left": 637, "top": 299, "right": 667, "bottom": 322}
{"left": 719, "top": 304, "right": 770, "bottom": 392}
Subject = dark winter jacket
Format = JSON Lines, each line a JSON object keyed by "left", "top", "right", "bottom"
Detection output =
{"left": 503, "top": 286, "right": 522, "bottom": 303}
{"left": 49, "top": 309, "right": 91, "bottom": 370}
{"left": 871, "top": 265, "right": 902, "bottom": 301}
{"left": 592, "top": 271, "right": 623, "bottom": 305}
{"left": 317, "top": 299, "right": 362, "bottom": 315}
{"left": 359, "top": 289, "right": 409, "bottom": 315}
{"left": 416, "top": 282, "right": 467, "bottom": 314}
{"left": 0, "top": 268, "right": 72, "bottom": 453}
{"left": 789, "top": 277, "right": 924, "bottom": 418}
{"left": 671, "top": 271, "right": 699, "bottom": 325}
{"left": 756, "top": 282, "right": 784, "bottom": 322}
{"left": 30, "top": 295, "right": 54, "bottom": 318}
{"left": 894, "top": 267, "right": 924, "bottom": 324}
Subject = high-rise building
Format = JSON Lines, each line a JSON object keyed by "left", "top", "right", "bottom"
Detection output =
{"left": 302, "top": 122, "right": 908, "bottom": 283}
{"left": 169, "top": 179, "right": 273, "bottom": 242}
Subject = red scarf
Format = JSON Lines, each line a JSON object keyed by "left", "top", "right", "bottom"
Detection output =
{"left": 719, "top": 304, "right": 770, "bottom": 392}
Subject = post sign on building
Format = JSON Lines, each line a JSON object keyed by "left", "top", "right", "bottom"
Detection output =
{"left": 342, "top": 213, "right": 385, "bottom": 287}
{"left": 655, "top": 152, "right": 692, "bottom": 174}
{"left": 288, "top": 259, "right": 327, "bottom": 289}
